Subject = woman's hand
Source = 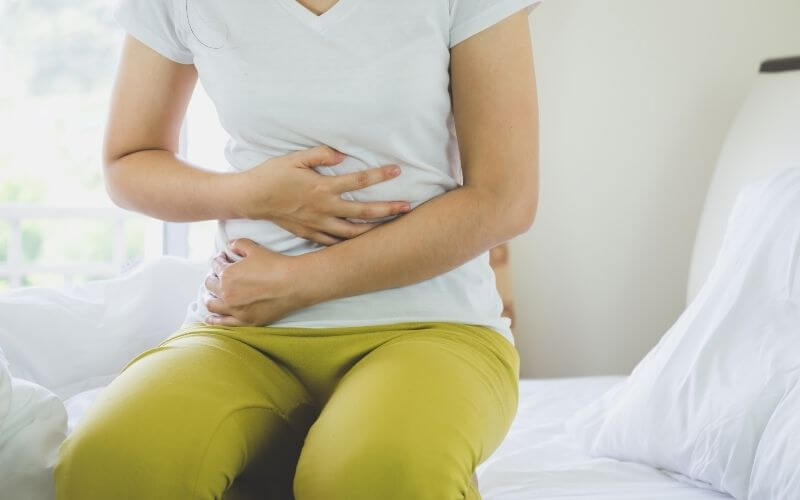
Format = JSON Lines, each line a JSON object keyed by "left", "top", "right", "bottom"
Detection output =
{"left": 202, "top": 238, "right": 315, "bottom": 326}
{"left": 232, "top": 145, "right": 411, "bottom": 246}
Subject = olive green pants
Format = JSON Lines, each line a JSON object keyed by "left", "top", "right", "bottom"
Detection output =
{"left": 54, "top": 320, "right": 519, "bottom": 500}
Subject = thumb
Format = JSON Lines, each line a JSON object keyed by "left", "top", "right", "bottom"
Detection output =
{"left": 228, "top": 238, "right": 258, "bottom": 257}
{"left": 292, "top": 145, "right": 346, "bottom": 169}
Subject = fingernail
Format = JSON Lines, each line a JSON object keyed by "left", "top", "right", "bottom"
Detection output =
{"left": 401, "top": 203, "right": 411, "bottom": 212}
{"left": 390, "top": 166, "right": 401, "bottom": 176}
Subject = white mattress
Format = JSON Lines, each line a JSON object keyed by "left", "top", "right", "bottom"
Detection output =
{"left": 65, "top": 376, "right": 733, "bottom": 499}
{"left": 474, "top": 376, "right": 733, "bottom": 499}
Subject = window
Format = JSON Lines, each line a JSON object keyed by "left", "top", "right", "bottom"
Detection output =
{"left": 0, "top": 0, "right": 225, "bottom": 290}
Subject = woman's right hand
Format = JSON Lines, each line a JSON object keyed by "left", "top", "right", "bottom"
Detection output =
{"left": 233, "top": 145, "right": 412, "bottom": 246}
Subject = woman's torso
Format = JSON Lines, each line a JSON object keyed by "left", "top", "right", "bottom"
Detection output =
{"left": 178, "top": 0, "right": 514, "bottom": 344}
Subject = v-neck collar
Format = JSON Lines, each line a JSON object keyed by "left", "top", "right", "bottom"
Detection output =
{"left": 276, "top": 0, "right": 360, "bottom": 33}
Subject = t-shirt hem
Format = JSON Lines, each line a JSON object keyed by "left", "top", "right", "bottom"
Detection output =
{"left": 449, "top": 0, "right": 543, "bottom": 48}
{"left": 182, "top": 314, "right": 515, "bottom": 347}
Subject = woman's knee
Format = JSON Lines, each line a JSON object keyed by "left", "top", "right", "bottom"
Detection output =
{"left": 53, "top": 408, "right": 239, "bottom": 499}
{"left": 56, "top": 399, "right": 310, "bottom": 499}
{"left": 54, "top": 416, "right": 178, "bottom": 499}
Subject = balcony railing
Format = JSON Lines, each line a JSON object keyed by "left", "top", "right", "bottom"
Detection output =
{"left": 0, "top": 204, "right": 133, "bottom": 287}
{"left": 0, "top": 203, "right": 190, "bottom": 288}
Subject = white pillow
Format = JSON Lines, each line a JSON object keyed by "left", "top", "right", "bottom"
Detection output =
{"left": 0, "top": 347, "right": 68, "bottom": 500}
{"left": 749, "top": 381, "right": 800, "bottom": 499}
{"left": 0, "top": 256, "right": 207, "bottom": 400}
{"left": 567, "top": 167, "right": 800, "bottom": 499}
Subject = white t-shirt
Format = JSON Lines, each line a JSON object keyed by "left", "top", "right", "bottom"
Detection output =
{"left": 113, "top": 0, "right": 542, "bottom": 346}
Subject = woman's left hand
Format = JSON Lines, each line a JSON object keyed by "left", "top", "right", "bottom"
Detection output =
{"left": 203, "top": 238, "right": 313, "bottom": 326}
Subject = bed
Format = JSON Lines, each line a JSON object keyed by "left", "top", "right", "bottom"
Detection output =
{"left": 475, "top": 377, "right": 733, "bottom": 499}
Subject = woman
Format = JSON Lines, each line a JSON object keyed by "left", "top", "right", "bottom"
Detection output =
{"left": 54, "top": 0, "right": 540, "bottom": 498}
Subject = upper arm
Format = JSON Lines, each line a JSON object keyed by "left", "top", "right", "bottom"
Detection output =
{"left": 103, "top": 34, "right": 197, "bottom": 166}
{"left": 449, "top": 9, "right": 540, "bottom": 220}
{"left": 103, "top": 0, "right": 198, "bottom": 166}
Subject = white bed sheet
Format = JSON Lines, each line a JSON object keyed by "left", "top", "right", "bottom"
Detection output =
{"left": 64, "top": 376, "right": 733, "bottom": 499}
{"left": 475, "top": 376, "right": 733, "bottom": 500}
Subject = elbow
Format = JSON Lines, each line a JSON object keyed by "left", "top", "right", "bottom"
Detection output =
{"left": 103, "top": 178, "right": 128, "bottom": 211}
{"left": 511, "top": 166, "right": 540, "bottom": 235}
{"left": 479, "top": 184, "right": 538, "bottom": 241}
{"left": 101, "top": 155, "right": 134, "bottom": 212}
{"left": 501, "top": 175, "right": 539, "bottom": 238}
{"left": 468, "top": 165, "right": 540, "bottom": 239}
{"left": 101, "top": 145, "right": 156, "bottom": 212}
{"left": 101, "top": 163, "right": 124, "bottom": 208}
{"left": 509, "top": 194, "right": 538, "bottom": 237}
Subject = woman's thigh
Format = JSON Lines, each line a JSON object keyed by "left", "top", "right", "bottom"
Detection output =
{"left": 292, "top": 323, "right": 520, "bottom": 500}
{"left": 54, "top": 332, "right": 317, "bottom": 500}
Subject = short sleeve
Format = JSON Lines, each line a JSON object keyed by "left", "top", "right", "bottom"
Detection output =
{"left": 449, "top": 0, "right": 543, "bottom": 48}
{"left": 113, "top": 0, "right": 194, "bottom": 64}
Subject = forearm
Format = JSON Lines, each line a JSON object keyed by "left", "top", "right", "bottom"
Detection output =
{"left": 299, "top": 184, "right": 535, "bottom": 305}
{"left": 103, "top": 149, "right": 243, "bottom": 222}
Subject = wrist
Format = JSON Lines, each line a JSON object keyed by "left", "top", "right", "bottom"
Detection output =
{"left": 219, "top": 170, "right": 258, "bottom": 220}
{"left": 291, "top": 250, "right": 338, "bottom": 307}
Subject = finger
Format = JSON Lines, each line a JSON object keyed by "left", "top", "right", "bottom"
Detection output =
{"left": 270, "top": 219, "right": 341, "bottom": 246}
{"left": 333, "top": 199, "right": 411, "bottom": 220}
{"left": 307, "top": 231, "right": 343, "bottom": 246}
{"left": 289, "top": 145, "right": 346, "bottom": 168}
{"left": 210, "top": 254, "right": 229, "bottom": 277}
{"left": 205, "top": 296, "right": 235, "bottom": 317}
{"left": 228, "top": 238, "right": 260, "bottom": 257}
{"left": 331, "top": 165, "right": 402, "bottom": 193}
{"left": 204, "top": 272, "right": 221, "bottom": 297}
{"left": 320, "top": 218, "right": 380, "bottom": 239}
{"left": 204, "top": 314, "right": 247, "bottom": 327}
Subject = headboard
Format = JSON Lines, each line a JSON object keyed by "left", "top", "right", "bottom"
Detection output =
{"left": 687, "top": 56, "right": 800, "bottom": 304}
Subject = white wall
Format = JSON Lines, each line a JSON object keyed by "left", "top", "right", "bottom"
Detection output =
{"left": 513, "top": 0, "right": 800, "bottom": 378}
